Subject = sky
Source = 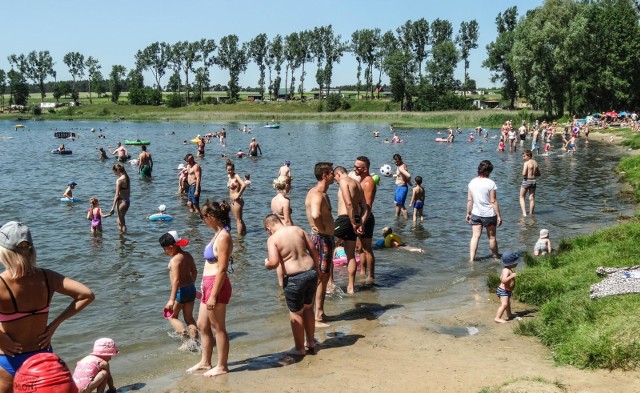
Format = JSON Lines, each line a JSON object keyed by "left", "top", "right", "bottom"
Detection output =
{"left": 1, "top": 0, "right": 545, "bottom": 90}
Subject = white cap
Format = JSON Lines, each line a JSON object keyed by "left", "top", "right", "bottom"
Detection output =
{"left": 158, "top": 204, "right": 166, "bottom": 212}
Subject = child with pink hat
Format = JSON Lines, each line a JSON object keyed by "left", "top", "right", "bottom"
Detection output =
{"left": 72, "top": 338, "right": 118, "bottom": 393}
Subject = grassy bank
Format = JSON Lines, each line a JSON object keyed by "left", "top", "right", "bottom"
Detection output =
{"left": 487, "top": 129, "right": 640, "bottom": 370}
{"left": 1, "top": 96, "right": 541, "bottom": 128}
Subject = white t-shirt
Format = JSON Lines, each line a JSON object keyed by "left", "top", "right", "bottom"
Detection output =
{"left": 468, "top": 177, "right": 497, "bottom": 217}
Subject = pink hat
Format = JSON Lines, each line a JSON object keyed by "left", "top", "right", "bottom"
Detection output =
{"left": 90, "top": 338, "right": 119, "bottom": 356}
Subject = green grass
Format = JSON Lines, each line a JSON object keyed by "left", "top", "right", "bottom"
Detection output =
{"left": 512, "top": 220, "right": 640, "bottom": 370}
{"left": 0, "top": 92, "right": 541, "bottom": 128}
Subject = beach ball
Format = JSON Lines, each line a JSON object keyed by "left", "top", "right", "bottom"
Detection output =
{"left": 380, "top": 164, "right": 392, "bottom": 177}
{"left": 372, "top": 174, "right": 380, "bottom": 185}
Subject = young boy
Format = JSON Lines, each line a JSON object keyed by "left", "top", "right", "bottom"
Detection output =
{"left": 495, "top": 251, "right": 519, "bottom": 323}
{"left": 63, "top": 180, "right": 77, "bottom": 199}
{"left": 159, "top": 231, "right": 198, "bottom": 341}
{"left": 409, "top": 176, "right": 425, "bottom": 222}
{"left": 263, "top": 214, "right": 320, "bottom": 356}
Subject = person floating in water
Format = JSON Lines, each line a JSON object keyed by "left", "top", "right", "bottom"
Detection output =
{"left": 376, "top": 227, "right": 424, "bottom": 252}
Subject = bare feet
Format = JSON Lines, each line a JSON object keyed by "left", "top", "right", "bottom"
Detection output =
{"left": 203, "top": 366, "right": 229, "bottom": 377}
{"left": 315, "top": 320, "right": 330, "bottom": 328}
{"left": 494, "top": 318, "right": 507, "bottom": 323}
{"left": 285, "top": 347, "right": 306, "bottom": 357}
{"left": 186, "top": 361, "right": 212, "bottom": 374}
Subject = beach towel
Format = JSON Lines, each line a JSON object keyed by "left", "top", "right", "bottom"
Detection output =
{"left": 589, "top": 265, "right": 640, "bottom": 300}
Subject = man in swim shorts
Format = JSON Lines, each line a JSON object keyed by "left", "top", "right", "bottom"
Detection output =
{"left": 333, "top": 166, "right": 369, "bottom": 294}
{"left": 354, "top": 156, "right": 377, "bottom": 280}
{"left": 520, "top": 149, "right": 541, "bottom": 217}
{"left": 184, "top": 154, "right": 201, "bottom": 213}
{"left": 305, "top": 162, "right": 335, "bottom": 326}
{"left": 108, "top": 142, "right": 129, "bottom": 162}
{"left": 248, "top": 138, "right": 262, "bottom": 156}
{"left": 137, "top": 145, "right": 153, "bottom": 179}
{"left": 392, "top": 153, "right": 412, "bottom": 219}
{"left": 264, "top": 214, "right": 319, "bottom": 356}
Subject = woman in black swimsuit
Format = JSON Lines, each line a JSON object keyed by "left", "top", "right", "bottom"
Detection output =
{"left": 110, "top": 163, "right": 131, "bottom": 233}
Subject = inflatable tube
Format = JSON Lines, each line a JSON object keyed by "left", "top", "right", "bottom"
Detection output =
{"left": 384, "top": 234, "right": 403, "bottom": 248}
{"left": 60, "top": 197, "right": 79, "bottom": 203}
{"left": 124, "top": 140, "right": 150, "bottom": 145}
{"left": 191, "top": 138, "right": 202, "bottom": 143}
{"left": 333, "top": 254, "right": 361, "bottom": 267}
{"left": 149, "top": 213, "right": 173, "bottom": 221}
{"left": 52, "top": 150, "right": 72, "bottom": 155}
{"left": 264, "top": 124, "right": 280, "bottom": 129}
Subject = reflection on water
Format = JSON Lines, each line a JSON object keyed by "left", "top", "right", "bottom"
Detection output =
{"left": 0, "top": 120, "right": 633, "bottom": 382}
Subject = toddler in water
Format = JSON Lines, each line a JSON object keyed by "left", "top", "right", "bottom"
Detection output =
{"left": 244, "top": 173, "right": 252, "bottom": 187}
{"left": 496, "top": 137, "right": 505, "bottom": 152}
{"left": 63, "top": 180, "right": 77, "bottom": 200}
{"left": 533, "top": 229, "right": 552, "bottom": 256}
{"left": 87, "top": 197, "right": 105, "bottom": 235}
{"left": 72, "top": 338, "right": 118, "bottom": 393}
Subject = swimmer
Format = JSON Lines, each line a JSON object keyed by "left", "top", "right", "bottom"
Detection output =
{"left": 63, "top": 180, "right": 77, "bottom": 199}
{"left": 376, "top": 227, "right": 424, "bottom": 252}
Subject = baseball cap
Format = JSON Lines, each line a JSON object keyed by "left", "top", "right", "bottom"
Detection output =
{"left": 285, "top": 160, "right": 291, "bottom": 165}
{"left": 68, "top": 180, "right": 77, "bottom": 186}
{"left": 0, "top": 221, "right": 33, "bottom": 251}
{"left": 159, "top": 230, "right": 189, "bottom": 247}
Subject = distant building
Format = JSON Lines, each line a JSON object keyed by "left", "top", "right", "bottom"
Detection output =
{"left": 473, "top": 99, "right": 500, "bottom": 109}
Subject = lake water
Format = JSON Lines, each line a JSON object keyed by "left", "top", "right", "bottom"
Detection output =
{"left": 0, "top": 120, "right": 634, "bottom": 387}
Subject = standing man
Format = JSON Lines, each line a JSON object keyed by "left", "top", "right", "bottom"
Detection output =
{"left": 277, "top": 160, "right": 292, "bottom": 193}
{"left": 520, "top": 150, "right": 541, "bottom": 217}
{"left": 248, "top": 138, "right": 262, "bottom": 156}
{"left": 392, "top": 153, "right": 412, "bottom": 219}
{"left": 305, "top": 162, "right": 335, "bottom": 327}
{"left": 355, "top": 156, "right": 376, "bottom": 281}
{"left": 333, "top": 166, "right": 369, "bottom": 294}
{"left": 138, "top": 145, "right": 153, "bottom": 179}
{"left": 197, "top": 137, "right": 206, "bottom": 157}
{"left": 518, "top": 121, "right": 528, "bottom": 148}
{"left": 108, "top": 141, "right": 129, "bottom": 162}
{"left": 184, "top": 153, "right": 202, "bottom": 213}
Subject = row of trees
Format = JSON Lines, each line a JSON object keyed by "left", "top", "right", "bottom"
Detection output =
{"left": 484, "top": 0, "right": 640, "bottom": 116}
{"left": 1, "top": 17, "right": 479, "bottom": 110}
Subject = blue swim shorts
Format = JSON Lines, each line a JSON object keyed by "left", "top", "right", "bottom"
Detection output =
{"left": 176, "top": 283, "right": 197, "bottom": 304}
{"left": 394, "top": 185, "right": 408, "bottom": 206}
{"left": 283, "top": 269, "right": 318, "bottom": 312}
{"left": 413, "top": 200, "right": 424, "bottom": 209}
{"left": 188, "top": 184, "right": 200, "bottom": 205}
{"left": 496, "top": 287, "right": 512, "bottom": 298}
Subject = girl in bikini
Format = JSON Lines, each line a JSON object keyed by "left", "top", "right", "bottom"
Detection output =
{"left": 187, "top": 200, "right": 233, "bottom": 377}
{"left": 110, "top": 164, "right": 130, "bottom": 233}
{"left": 225, "top": 159, "right": 247, "bottom": 236}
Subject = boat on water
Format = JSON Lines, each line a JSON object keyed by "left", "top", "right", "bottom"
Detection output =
{"left": 124, "top": 140, "right": 150, "bottom": 146}
{"left": 15, "top": 124, "right": 25, "bottom": 129}
{"left": 264, "top": 123, "right": 280, "bottom": 129}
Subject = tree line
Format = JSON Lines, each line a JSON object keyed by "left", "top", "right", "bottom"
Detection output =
{"left": 485, "top": 0, "right": 640, "bottom": 116}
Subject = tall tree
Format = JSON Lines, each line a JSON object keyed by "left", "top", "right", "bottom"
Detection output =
{"left": 217, "top": 34, "right": 248, "bottom": 100}
{"left": 172, "top": 41, "right": 201, "bottom": 104}
{"left": 297, "top": 30, "right": 313, "bottom": 99}
{"left": 8, "top": 51, "right": 55, "bottom": 102}
{"left": 375, "top": 30, "right": 399, "bottom": 99}
{"left": 384, "top": 50, "right": 416, "bottom": 110}
{"left": 248, "top": 33, "right": 269, "bottom": 99}
{"left": 483, "top": 6, "right": 519, "bottom": 109}
{"left": 85, "top": 56, "right": 101, "bottom": 104}
{"left": 310, "top": 27, "right": 326, "bottom": 94}
{"left": 135, "top": 42, "right": 171, "bottom": 91}
{"left": 197, "top": 38, "right": 217, "bottom": 103}
{"left": 411, "top": 18, "right": 430, "bottom": 78}
{"left": 63, "top": 51, "right": 85, "bottom": 100}
{"left": 352, "top": 28, "right": 382, "bottom": 99}
{"left": 317, "top": 25, "right": 347, "bottom": 98}
{"left": 350, "top": 30, "right": 365, "bottom": 98}
{"left": 284, "top": 32, "right": 302, "bottom": 99}
{"left": 268, "top": 35, "right": 284, "bottom": 99}
{"left": 109, "top": 65, "right": 126, "bottom": 103}
{"left": 7, "top": 69, "right": 29, "bottom": 106}
{"left": 456, "top": 20, "right": 479, "bottom": 90}
{"left": 428, "top": 19, "right": 458, "bottom": 93}
{"left": 0, "top": 69, "right": 6, "bottom": 110}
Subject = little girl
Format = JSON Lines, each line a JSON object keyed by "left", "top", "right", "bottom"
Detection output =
{"left": 73, "top": 338, "right": 119, "bottom": 393}
{"left": 533, "top": 228, "right": 552, "bottom": 255}
{"left": 87, "top": 197, "right": 104, "bottom": 234}
{"left": 244, "top": 173, "right": 252, "bottom": 187}
{"left": 497, "top": 137, "right": 505, "bottom": 152}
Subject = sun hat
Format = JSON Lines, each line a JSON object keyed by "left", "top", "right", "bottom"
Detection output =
{"left": 68, "top": 180, "right": 77, "bottom": 186}
{"left": 90, "top": 338, "right": 119, "bottom": 357}
{"left": 158, "top": 204, "right": 167, "bottom": 212}
{"left": 13, "top": 353, "right": 77, "bottom": 393}
{"left": 0, "top": 221, "right": 33, "bottom": 251}
{"left": 167, "top": 230, "right": 189, "bottom": 247}
{"left": 540, "top": 229, "right": 549, "bottom": 238}
{"left": 177, "top": 163, "right": 185, "bottom": 170}
{"left": 501, "top": 251, "right": 521, "bottom": 267}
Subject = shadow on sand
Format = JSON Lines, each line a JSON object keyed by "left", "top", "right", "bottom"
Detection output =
{"left": 229, "top": 334, "right": 364, "bottom": 373}
{"left": 327, "top": 302, "right": 403, "bottom": 322}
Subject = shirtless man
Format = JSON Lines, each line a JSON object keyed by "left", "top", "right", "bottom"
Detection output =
{"left": 518, "top": 121, "right": 528, "bottom": 148}
{"left": 138, "top": 145, "right": 153, "bottom": 179}
{"left": 354, "top": 156, "right": 377, "bottom": 280}
{"left": 184, "top": 153, "right": 202, "bottom": 213}
{"left": 108, "top": 142, "right": 129, "bottom": 162}
{"left": 520, "top": 150, "right": 541, "bottom": 217}
{"left": 277, "top": 160, "right": 292, "bottom": 193}
{"left": 305, "top": 162, "right": 335, "bottom": 326}
{"left": 531, "top": 127, "right": 540, "bottom": 155}
{"left": 248, "top": 138, "right": 262, "bottom": 156}
{"left": 392, "top": 153, "right": 412, "bottom": 219}
{"left": 333, "top": 166, "right": 369, "bottom": 294}
{"left": 197, "top": 138, "right": 206, "bottom": 157}
{"left": 264, "top": 214, "right": 320, "bottom": 356}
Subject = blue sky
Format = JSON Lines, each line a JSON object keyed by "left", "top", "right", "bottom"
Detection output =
{"left": 1, "top": 0, "right": 544, "bottom": 89}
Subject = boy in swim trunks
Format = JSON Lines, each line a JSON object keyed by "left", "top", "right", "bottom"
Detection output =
{"left": 159, "top": 231, "right": 198, "bottom": 341}
{"left": 409, "top": 176, "right": 425, "bottom": 222}
{"left": 264, "top": 214, "right": 320, "bottom": 356}
{"left": 495, "top": 252, "right": 519, "bottom": 323}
